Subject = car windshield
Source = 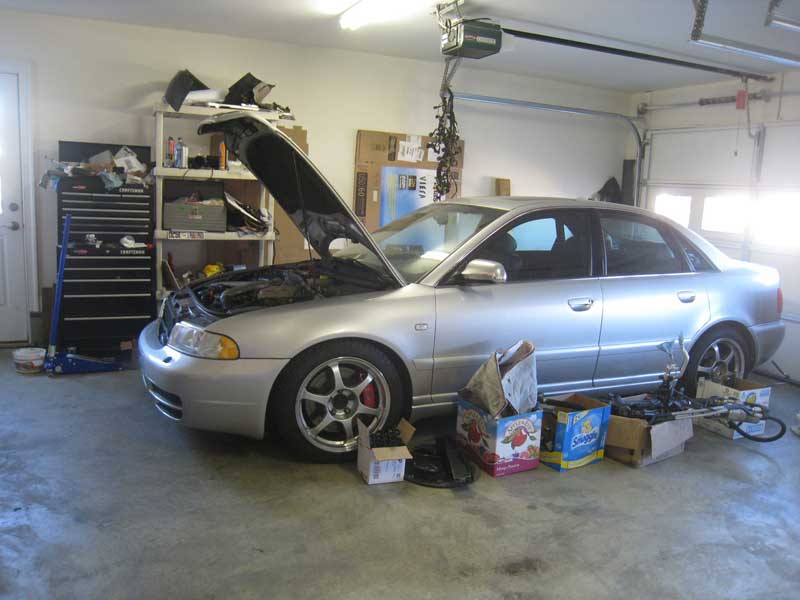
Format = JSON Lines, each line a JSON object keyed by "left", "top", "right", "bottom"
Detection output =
{"left": 335, "top": 203, "right": 504, "bottom": 283}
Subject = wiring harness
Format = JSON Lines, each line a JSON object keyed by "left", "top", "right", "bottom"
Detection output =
{"left": 429, "top": 56, "right": 462, "bottom": 202}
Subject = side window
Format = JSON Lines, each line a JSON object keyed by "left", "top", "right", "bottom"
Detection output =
{"left": 600, "top": 215, "right": 683, "bottom": 276}
{"left": 473, "top": 212, "right": 591, "bottom": 281}
{"left": 678, "top": 237, "right": 715, "bottom": 272}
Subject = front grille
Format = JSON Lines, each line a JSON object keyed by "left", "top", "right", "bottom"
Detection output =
{"left": 145, "top": 377, "right": 183, "bottom": 421}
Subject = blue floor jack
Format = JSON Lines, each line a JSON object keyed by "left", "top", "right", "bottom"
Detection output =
{"left": 45, "top": 214, "right": 123, "bottom": 374}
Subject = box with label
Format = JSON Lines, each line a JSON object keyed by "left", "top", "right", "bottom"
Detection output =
{"left": 606, "top": 408, "right": 694, "bottom": 467}
{"left": 356, "top": 418, "right": 414, "bottom": 485}
{"left": 354, "top": 130, "right": 464, "bottom": 231}
{"left": 540, "top": 394, "right": 611, "bottom": 471}
{"left": 695, "top": 378, "right": 771, "bottom": 439}
{"left": 456, "top": 398, "right": 542, "bottom": 477}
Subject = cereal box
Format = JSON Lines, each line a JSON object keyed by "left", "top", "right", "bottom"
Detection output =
{"left": 540, "top": 394, "right": 611, "bottom": 471}
{"left": 456, "top": 398, "right": 542, "bottom": 477}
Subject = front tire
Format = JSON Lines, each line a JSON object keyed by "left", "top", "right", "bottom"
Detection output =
{"left": 269, "top": 340, "right": 407, "bottom": 462}
{"left": 683, "top": 326, "right": 751, "bottom": 396}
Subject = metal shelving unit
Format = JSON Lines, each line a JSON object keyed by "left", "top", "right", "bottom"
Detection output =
{"left": 153, "top": 103, "right": 285, "bottom": 294}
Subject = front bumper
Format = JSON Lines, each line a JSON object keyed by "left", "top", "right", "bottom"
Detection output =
{"left": 749, "top": 320, "right": 786, "bottom": 367}
{"left": 138, "top": 321, "right": 289, "bottom": 439}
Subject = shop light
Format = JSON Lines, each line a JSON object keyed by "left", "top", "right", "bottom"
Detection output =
{"left": 339, "top": 0, "right": 434, "bottom": 30}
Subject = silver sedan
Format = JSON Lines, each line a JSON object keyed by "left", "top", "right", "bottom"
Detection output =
{"left": 139, "top": 113, "right": 784, "bottom": 460}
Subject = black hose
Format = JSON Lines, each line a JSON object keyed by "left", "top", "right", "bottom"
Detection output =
{"left": 731, "top": 416, "right": 787, "bottom": 442}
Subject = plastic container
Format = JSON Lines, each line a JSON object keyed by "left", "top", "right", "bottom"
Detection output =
{"left": 13, "top": 347, "right": 46, "bottom": 374}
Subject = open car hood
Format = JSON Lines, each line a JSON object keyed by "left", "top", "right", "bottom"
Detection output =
{"left": 198, "top": 112, "right": 405, "bottom": 286}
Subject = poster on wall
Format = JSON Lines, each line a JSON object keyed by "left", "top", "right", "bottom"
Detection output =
{"left": 379, "top": 166, "right": 436, "bottom": 226}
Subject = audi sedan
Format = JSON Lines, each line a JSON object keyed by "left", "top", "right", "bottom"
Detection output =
{"left": 139, "top": 112, "right": 785, "bottom": 461}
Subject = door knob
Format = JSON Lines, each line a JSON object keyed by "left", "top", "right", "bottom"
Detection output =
{"left": 677, "top": 290, "right": 696, "bottom": 303}
{"left": 568, "top": 297, "right": 594, "bottom": 312}
{"left": 2, "top": 221, "right": 20, "bottom": 231}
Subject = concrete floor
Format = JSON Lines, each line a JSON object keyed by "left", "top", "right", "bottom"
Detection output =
{"left": 1, "top": 350, "right": 799, "bottom": 600}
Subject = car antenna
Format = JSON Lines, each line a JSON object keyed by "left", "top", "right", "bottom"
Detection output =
{"left": 292, "top": 152, "right": 314, "bottom": 263}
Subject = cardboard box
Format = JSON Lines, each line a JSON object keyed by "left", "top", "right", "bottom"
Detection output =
{"left": 695, "top": 378, "right": 771, "bottom": 439}
{"left": 606, "top": 410, "right": 694, "bottom": 467}
{"left": 456, "top": 398, "right": 543, "bottom": 477}
{"left": 540, "top": 394, "right": 611, "bottom": 471}
{"left": 354, "top": 130, "right": 464, "bottom": 231}
{"left": 356, "top": 419, "right": 414, "bottom": 485}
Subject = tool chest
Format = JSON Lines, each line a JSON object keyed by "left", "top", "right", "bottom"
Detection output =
{"left": 57, "top": 176, "right": 156, "bottom": 354}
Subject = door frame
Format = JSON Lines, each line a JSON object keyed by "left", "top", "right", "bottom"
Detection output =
{"left": 0, "top": 59, "right": 37, "bottom": 342}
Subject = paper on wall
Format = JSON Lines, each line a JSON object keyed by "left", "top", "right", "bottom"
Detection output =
{"left": 397, "top": 140, "right": 425, "bottom": 162}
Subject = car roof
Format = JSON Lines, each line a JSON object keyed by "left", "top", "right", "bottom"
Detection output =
{"left": 447, "top": 195, "right": 651, "bottom": 216}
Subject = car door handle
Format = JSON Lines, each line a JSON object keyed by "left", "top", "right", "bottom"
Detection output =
{"left": 567, "top": 297, "right": 594, "bottom": 312}
{"left": 677, "top": 290, "right": 696, "bottom": 304}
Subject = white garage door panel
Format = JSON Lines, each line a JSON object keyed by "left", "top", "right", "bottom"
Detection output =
{"left": 761, "top": 124, "right": 800, "bottom": 186}
{"left": 648, "top": 129, "right": 754, "bottom": 185}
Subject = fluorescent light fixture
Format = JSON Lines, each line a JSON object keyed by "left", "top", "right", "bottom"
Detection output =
{"left": 339, "top": 0, "right": 433, "bottom": 30}
{"left": 768, "top": 13, "right": 800, "bottom": 33}
{"left": 690, "top": 33, "right": 800, "bottom": 68}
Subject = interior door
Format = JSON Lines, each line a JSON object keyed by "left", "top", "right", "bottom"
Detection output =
{"left": 0, "top": 72, "right": 27, "bottom": 341}
{"left": 593, "top": 211, "right": 710, "bottom": 391}
{"left": 431, "top": 209, "right": 602, "bottom": 400}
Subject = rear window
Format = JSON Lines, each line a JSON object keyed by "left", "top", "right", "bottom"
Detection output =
{"left": 600, "top": 215, "right": 683, "bottom": 276}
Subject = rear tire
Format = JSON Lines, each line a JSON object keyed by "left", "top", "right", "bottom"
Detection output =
{"left": 683, "top": 325, "right": 752, "bottom": 396}
{"left": 268, "top": 340, "right": 407, "bottom": 462}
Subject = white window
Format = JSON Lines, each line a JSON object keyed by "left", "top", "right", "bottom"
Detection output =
{"left": 654, "top": 193, "right": 691, "bottom": 227}
{"left": 701, "top": 194, "right": 748, "bottom": 234}
{"left": 752, "top": 192, "right": 800, "bottom": 247}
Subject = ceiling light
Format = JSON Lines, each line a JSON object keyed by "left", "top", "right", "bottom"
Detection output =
{"left": 339, "top": 0, "right": 434, "bottom": 31}
{"left": 690, "top": 34, "right": 800, "bottom": 68}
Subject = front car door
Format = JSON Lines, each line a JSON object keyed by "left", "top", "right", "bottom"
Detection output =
{"left": 593, "top": 210, "right": 711, "bottom": 392}
{"left": 431, "top": 209, "right": 603, "bottom": 401}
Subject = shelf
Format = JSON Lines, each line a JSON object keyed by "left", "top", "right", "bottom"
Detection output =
{"left": 155, "top": 167, "right": 257, "bottom": 181}
{"left": 155, "top": 230, "right": 275, "bottom": 241}
{"left": 153, "top": 102, "right": 291, "bottom": 121}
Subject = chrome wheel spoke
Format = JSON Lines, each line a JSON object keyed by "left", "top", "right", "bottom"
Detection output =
{"left": 351, "top": 373, "right": 374, "bottom": 396}
{"left": 711, "top": 343, "right": 721, "bottom": 363}
{"left": 341, "top": 418, "right": 354, "bottom": 441}
{"left": 329, "top": 363, "right": 345, "bottom": 390}
{"left": 697, "top": 365, "right": 713, "bottom": 374}
{"left": 310, "top": 414, "right": 334, "bottom": 437}
{"left": 357, "top": 403, "right": 379, "bottom": 416}
{"left": 303, "top": 391, "right": 330, "bottom": 406}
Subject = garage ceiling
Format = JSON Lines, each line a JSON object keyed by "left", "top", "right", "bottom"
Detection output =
{"left": 3, "top": 0, "right": 800, "bottom": 91}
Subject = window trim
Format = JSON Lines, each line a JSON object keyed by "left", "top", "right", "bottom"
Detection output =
{"left": 440, "top": 208, "right": 596, "bottom": 286}
{"left": 594, "top": 209, "right": 691, "bottom": 278}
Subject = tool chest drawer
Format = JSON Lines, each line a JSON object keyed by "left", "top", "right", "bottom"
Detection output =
{"left": 56, "top": 176, "right": 156, "bottom": 353}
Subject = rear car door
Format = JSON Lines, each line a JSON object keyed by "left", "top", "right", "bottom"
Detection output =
{"left": 432, "top": 209, "right": 603, "bottom": 400}
{"left": 593, "top": 210, "right": 710, "bottom": 391}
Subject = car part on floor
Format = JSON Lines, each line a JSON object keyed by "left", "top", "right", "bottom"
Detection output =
{"left": 404, "top": 436, "right": 475, "bottom": 488}
{"left": 45, "top": 215, "right": 123, "bottom": 375}
{"left": 607, "top": 336, "right": 785, "bottom": 442}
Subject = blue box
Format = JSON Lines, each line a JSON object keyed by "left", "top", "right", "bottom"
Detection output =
{"left": 540, "top": 394, "right": 611, "bottom": 471}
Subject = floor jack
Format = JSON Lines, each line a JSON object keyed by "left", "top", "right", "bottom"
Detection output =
{"left": 44, "top": 214, "right": 123, "bottom": 374}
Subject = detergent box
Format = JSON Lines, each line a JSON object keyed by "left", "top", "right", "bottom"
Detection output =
{"left": 695, "top": 378, "right": 771, "bottom": 439}
{"left": 539, "top": 394, "right": 611, "bottom": 471}
{"left": 456, "top": 398, "right": 543, "bottom": 477}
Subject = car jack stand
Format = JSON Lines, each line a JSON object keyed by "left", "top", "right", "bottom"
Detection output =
{"left": 44, "top": 214, "right": 123, "bottom": 375}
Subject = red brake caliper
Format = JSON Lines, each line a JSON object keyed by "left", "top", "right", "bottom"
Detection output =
{"left": 358, "top": 371, "right": 378, "bottom": 408}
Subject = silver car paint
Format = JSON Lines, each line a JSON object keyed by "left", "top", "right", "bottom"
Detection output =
{"left": 139, "top": 197, "right": 785, "bottom": 439}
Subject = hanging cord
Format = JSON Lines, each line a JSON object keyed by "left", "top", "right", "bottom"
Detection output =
{"left": 429, "top": 55, "right": 462, "bottom": 202}
{"left": 744, "top": 77, "right": 757, "bottom": 139}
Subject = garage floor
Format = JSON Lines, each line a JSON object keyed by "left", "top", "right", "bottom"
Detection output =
{"left": 2, "top": 350, "right": 799, "bottom": 599}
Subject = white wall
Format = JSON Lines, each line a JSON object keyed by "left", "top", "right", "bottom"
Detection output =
{"left": 634, "top": 72, "right": 800, "bottom": 375}
{"left": 0, "top": 9, "right": 631, "bottom": 289}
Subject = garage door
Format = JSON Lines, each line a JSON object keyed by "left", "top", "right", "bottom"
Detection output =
{"left": 642, "top": 123, "right": 800, "bottom": 374}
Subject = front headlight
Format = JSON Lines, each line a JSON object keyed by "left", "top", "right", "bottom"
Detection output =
{"left": 167, "top": 322, "right": 239, "bottom": 360}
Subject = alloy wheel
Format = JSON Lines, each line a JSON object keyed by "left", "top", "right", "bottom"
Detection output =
{"left": 294, "top": 356, "right": 390, "bottom": 453}
{"left": 695, "top": 337, "right": 745, "bottom": 385}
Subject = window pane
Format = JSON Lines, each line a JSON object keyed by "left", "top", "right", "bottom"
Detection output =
{"left": 701, "top": 194, "right": 747, "bottom": 234}
{"left": 601, "top": 216, "right": 682, "bottom": 275}
{"left": 476, "top": 212, "right": 590, "bottom": 281}
{"left": 752, "top": 192, "right": 800, "bottom": 247}
{"left": 654, "top": 193, "right": 691, "bottom": 227}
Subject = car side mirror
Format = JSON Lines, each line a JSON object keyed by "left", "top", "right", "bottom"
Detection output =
{"left": 459, "top": 259, "right": 507, "bottom": 284}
